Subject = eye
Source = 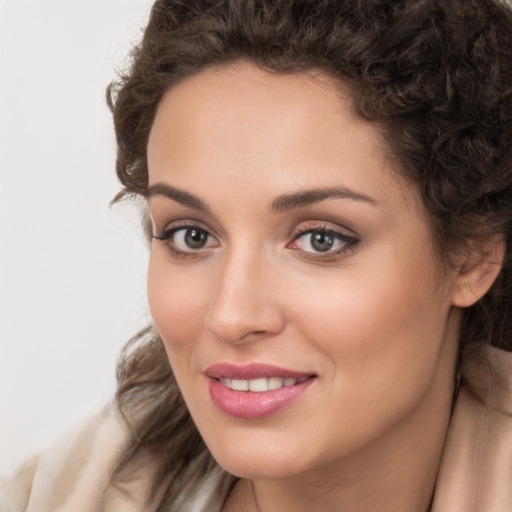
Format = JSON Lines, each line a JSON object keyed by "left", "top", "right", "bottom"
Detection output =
{"left": 174, "top": 227, "right": 211, "bottom": 250}
{"left": 289, "top": 227, "right": 358, "bottom": 256}
{"left": 153, "top": 225, "right": 219, "bottom": 256}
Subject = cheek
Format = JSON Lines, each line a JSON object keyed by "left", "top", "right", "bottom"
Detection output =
{"left": 275, "top": 263, "right": 454, "bottom": 460}
{"left": 147, "top": 252, "right": 208, "bottom": 361}
{"left": 288, "top": 248, "right": 452, "bottom": 395}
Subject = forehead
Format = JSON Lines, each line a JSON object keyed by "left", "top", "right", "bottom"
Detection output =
{"left": 147, "top": 62, "right": 416, "bottom": 216}
{"left": 147, "top": 64, "right": 355, "bottom": 164}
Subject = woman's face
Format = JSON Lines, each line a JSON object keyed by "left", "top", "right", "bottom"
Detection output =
{"left": 146, "top": 63, "right": 461, "bottom": 479}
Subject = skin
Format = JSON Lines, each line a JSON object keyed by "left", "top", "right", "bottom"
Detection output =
{"left": 146, "top": 63, "right": 472, "bottom": 511}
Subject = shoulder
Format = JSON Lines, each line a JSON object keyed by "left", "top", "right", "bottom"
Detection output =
{"left": 0, "top": 456, "right": 39, "bottom": 512}
{"left": 433, "top": 344, "right": 512, "bottom": 511}
{"left": 0, "top": 404, "right": 141, "bottom": 512}
{"left": 0, "top": 405, "right": 236, "bottom": 512}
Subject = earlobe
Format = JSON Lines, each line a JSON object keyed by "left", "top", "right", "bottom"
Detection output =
{"left": 452, "top": 235, "right": 505, "bottom": 308}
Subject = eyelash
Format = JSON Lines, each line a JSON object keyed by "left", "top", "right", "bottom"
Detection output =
{"left": 287, "top": 226, "right": 359, "bottom": 260}
{"left": 152, "top": 223, "right": 359, "bottom": 260}
{"left": 152, "top": 224, "right": 218, "bottom": 259}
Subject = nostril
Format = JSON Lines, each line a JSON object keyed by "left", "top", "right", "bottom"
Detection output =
{"left": 245, "top": 330, "right": 266, "bottom": 337}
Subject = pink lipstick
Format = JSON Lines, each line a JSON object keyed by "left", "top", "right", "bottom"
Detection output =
{"left": 204, "top": 363, "right": 316, "bottom": 419}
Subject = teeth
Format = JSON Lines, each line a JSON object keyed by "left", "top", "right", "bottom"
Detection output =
{"left": 249, "top": 378, "right": 268, "bottom": 392}
{"left": 268, "top": 377, "right": 284, "bottom": 390}
{"left": 219, "top": 376, "right": 302, "bottom": 392}
{"left": 231, "top": 379, "right": 249, "bottom": 391}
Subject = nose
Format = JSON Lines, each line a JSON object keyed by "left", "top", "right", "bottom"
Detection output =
{"left": 205, "top": 248, "right": 285, "bottom": 345}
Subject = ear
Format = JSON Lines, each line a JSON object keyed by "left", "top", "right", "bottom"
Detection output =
{"left": 452, "top": 234, "right": 505, "bottom": 308}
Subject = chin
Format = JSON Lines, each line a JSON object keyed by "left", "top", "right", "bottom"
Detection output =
{"left": 199, "top": 425, "right": 317, "bottom": 479}
{"left": 214, "top": 452, "right": 301, "bottom": 480}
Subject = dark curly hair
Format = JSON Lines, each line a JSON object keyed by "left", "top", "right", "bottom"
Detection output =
{"left": 107, "top": 0, "right": 512, "bottom": 504}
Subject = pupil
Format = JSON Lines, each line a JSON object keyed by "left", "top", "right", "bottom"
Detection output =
{"left": 311, "top": 231, "right": 334, "bottom": 252}
{"left": 185, "top": 228, "right": 207, "bottom": 249}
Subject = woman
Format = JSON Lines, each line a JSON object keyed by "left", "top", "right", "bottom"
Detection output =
{"left": 2, "top": 0, "right": 512, "bottom": 510}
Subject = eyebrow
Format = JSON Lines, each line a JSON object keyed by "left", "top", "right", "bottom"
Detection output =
{"left": 146, "top": 182, "right": 377, "bottom": 213}
{"left": 146, "top": 183, "right": 210, "bottom": 212}
{"left": 269, "top": 186, "right": 378, "bottom": 212}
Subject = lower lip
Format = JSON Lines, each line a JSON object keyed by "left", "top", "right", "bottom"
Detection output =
{"left": 207, "top": 377, "right": 315, "bottom": 419}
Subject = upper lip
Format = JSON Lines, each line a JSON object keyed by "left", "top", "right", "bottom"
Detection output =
{"left": 204, "top": 363, "right": 315, "bottom": 380}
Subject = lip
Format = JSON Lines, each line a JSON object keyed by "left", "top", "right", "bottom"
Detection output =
{"left": 204, "top": 363, "right": 313, "bottom": 380}
{"left": 205, "top": 363, "right": 316, "bottom": 420}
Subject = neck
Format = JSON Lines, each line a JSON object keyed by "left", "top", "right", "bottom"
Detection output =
{"left": 256, "top": 404, "right": 449, "bottom": 511}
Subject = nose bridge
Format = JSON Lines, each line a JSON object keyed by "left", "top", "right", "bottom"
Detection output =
{"left": 206, "top": 241, "right": 283, "bottom": 343}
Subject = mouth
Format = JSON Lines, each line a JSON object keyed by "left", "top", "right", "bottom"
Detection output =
{"left": 204, "top": 363, "right": 317, "bottom": 419}
{"left": 217, "top": 375, "right": 310, "bottom": 392}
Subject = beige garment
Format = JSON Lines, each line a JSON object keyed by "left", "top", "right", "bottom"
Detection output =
{"left": 432, "top": 344, "right": 512, "bottom": 511}
{"left": 2, "top": 406, "right": 170, "bottom": 512}
{"left": 0, "top": 406, "right": 233, "bottom": 512}
{"left": 1, "top": 344, "right": 511, "bottom": 512}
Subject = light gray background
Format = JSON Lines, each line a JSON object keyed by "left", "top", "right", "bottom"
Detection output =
{"left": 0, "top": 0, "right": 153, "bottom": 474}
{"left": 4, "top": 0, "right": 512, "bottom": 479}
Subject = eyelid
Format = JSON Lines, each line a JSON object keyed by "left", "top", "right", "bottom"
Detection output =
{"left": 290, "top": 219, "right": 359, "bottom": 239}
{"left": 287, "top": 221, "right": 360, "bottom": 258}
{"left": 290, "top": 227, "right": 357, "bottom": 247}
{"left": 153, "top": 218, "right": 217, "bottom": 239}
{"left": 152, "top": 220, "right": 220, "bottom": 258}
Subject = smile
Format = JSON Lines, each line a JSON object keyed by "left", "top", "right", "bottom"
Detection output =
{"left": 205, "top": 363, "right": 316, "bottom": 419}
{"left": 219, "top": 376, "right": 309, "bottom": 392}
